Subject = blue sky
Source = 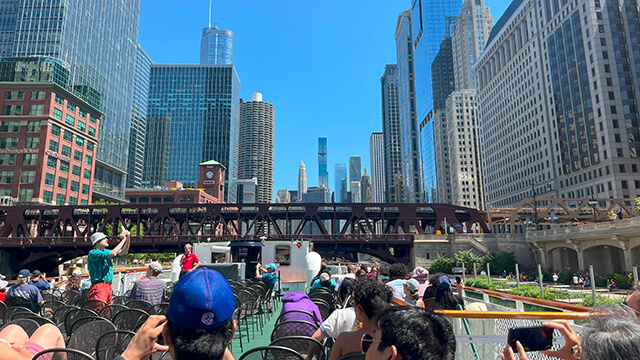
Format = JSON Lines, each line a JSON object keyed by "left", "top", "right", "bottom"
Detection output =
{"left": 139, "top": 0, "right": 511, "bottom": 200}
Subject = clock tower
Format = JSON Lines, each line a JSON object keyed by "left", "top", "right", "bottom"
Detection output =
{"left": 197, "top": 160, "right": 226, "bottom": 202}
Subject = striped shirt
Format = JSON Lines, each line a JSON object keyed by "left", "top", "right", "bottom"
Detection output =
{"left": 129, "top": 277, "right": 166, "bottom": 305}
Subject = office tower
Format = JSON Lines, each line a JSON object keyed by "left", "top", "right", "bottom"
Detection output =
{"left": 236, "top": 178, "right": 257, "bottom": 203}
{"left": 0, "top": 57, "right": 101, "bottom": 205}
{"left": 298, "top": 161, "right": 307, "bottom": 202}
{"left": 431, "top": 38, "right": 455, "bottom": 111}
{"left": 350, "top": 181, "right": 362, "bottom": 203}
{"left": 0, "top": 0, "right": 141, "bottom": 202}
{"left": 334, "top": 163, "right": 347, "bottom": 203}
{"left": 318, "top": 137, "right": 328, "bottom": 187}
{"left": 275, "top": 189, "right": 290, "bottom": 203}
{"left": 348, "top": 155, "right": 362, "bottom": 192}
{"left": 451, "top": 0, "right": 492, "bottom": 90}
{"left": 361, "top": 168, "right": 371, "bottom": 202}
{"left": 369, "top": 132, "right": 385, "bottom": 202}
{"left": 381, "top": 65, "right": 403, "bottom": 203}
{"left": 235, "top": 92, "right": 275, "bottom": 203}
{"left": 200, "top": 25, "right": 234, "bottom": 65}
{"left": 127, "top": 45, "right": 153, "bottom": 189}
{"left": 302, "top": 186, "right": 331, "bottom": 203}
{"left": 143, "top": 65, "right": 240, "bottom": 195}
{"left": 395, "top": 10, "right": 424, "bottom": 202}
{"left": 430, "top": 109, "right": 450, "bottom": 203}
{"left": 288, "top": 189, "right": 298, "bottom": 203}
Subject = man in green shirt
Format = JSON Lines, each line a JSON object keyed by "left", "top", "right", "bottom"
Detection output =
{"left": 88, "top": 228, "right": 130, "bottom": 310}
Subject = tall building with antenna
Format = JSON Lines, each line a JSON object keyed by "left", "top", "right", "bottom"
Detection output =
{"left": 318, "top": 137, "right": 328, "bottom": 187}
{"left": 200, "top": 1, "right": 233, "bottom": 65}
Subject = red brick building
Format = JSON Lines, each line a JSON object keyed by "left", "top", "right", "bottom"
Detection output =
{"left": 0, "top": 83, "right": 101, "bottom": 205}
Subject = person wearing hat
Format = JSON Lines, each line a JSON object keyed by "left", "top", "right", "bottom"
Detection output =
{"left": 87, "top": 229, "right": 131, "bottom": 308}
{"left": 5, "top": 269, "right": 43, "bottom": 312}
{"left": 28, "top": 270, "right": 50, "bottom": 292}
{"left": 423, "top": 273, "right": 464, "bottom": 311}
{"left": 311, "top": 270, "right": 337, "bottom": 293}
{"left": 66, "top": 269, "right": 83, "bottom": 292}
{"left": 118, "top": 268, "right": 236, "bottom": 360}
{"left": 255, "top": 262, "right": 278, "bottom": 289}
{"left": 403, "top": 279, "right": 424, "bottom": 308}
{"left": 129, "top": 262, "right": 166, "bottom": 305}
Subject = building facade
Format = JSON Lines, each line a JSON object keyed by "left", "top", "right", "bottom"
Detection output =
{"left": 334, "top": 163, "right": 347, "bottom": 203}
{"left": 348, "top": 155, "right": 362, "bottom": 193}
{"left": 200, "top": 26, "right": 234, "bottom": 65}
{"left": 298, "top": 161, "right": 307, "bottom": 202}
{"left": 0, "top": 0, "right": 141, "bottom": 202}
{"left": 302, "top": 185, "right": 331, "bottom": 203}
{"left": 361, "top": 168, "right": 371, "bottom": 202}
{"left": 369, "top": 132, "right": 385, "bottom": 202}
{"left": 127, "top": 45, "right": 153, "bottom": 189}
{"left": 143, "top": 65, "right": 240, "bottom": 197}
{"left": 380, "top": 65, "right": 403, "bottom": 203}
{"left": 318, "top": 137, "right": 328, "bottom": 188}
{"left": 275, "top": 189, "right": 290, "bottom": 203}
{"left": 234, "top": 92, "right": 274, "bottom": 203}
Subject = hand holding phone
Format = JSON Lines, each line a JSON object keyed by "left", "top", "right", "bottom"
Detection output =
{"left": 455, "top": 275, "right": 462, "bottom": 284}
{"left": 508, "top": 325, "right": 553, "bottom": 352}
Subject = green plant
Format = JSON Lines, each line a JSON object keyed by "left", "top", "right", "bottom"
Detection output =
{"left": 483, "top": 252, "right": 517, "bottom": 275}
{"left": 455, "top": 249, "right": 484, "bottom": 273}
{"left": 635, "top": 196, "right": 640, "bottom": 214}
{"left": 465, "top": 276, "right": 497, "bottom": 291}
{"left": 557, "top": 268, "right": 574, "bottom": 285}
{"left": 581, "top": 295, "right": 623, "bottom": 307}
{"left": 429, "top": 254, "right": 456, "bottom": 274}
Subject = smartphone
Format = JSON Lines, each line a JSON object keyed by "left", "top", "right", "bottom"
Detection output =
{"left": 455, "top": 275, "right": 461, "bottom": 284}
{"left": 508, "top": 325, "right": 553, "bottom": 352}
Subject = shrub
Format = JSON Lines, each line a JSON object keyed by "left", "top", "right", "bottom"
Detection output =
{"left": 581, "top": 295, "right": 623, "bottom": 307}
{"left": 455, "top": 249, "right": 484, "bottom": 273}
{"left": 483, "top": 251, "right": 517, "bottom": 275}
{"left": 429, "top": 254, "right": 456, "bottom": 274}
{"left": 557, "top": 268, "right": 574, "bottom": 285}
{"left": 465, "top": 277, "right": 496, "bottom": 291}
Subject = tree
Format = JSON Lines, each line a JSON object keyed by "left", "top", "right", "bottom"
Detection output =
{"left": 429, "top": 254, "right": 456, "bottom": 274}
{"left": 455, "top": 249, "right": 484, "bottom": 274}
{"left": 483, "top": 252, "right": 517, "bottom": 275}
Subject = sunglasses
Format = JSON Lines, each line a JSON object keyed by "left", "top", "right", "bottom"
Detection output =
{"left": 621, "top": 299, "right": 640, "bottom": 316}
{"left": 361, "top": 333, "right": 387, "bottom": 353}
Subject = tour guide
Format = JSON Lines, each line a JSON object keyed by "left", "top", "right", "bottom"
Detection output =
{"left": 88, "top": 228, "right": 131, "bottom": 305}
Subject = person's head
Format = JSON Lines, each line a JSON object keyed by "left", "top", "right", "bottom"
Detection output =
{"left": 389, "top": 264, "right": 407, "bottom": 280}
{"left": 16, "top": 269, "right": 32, "bottom": 284}
{"left": 347, "top": 264, "right": 356, "bottom": 274}
{"left": 91, "top": 232, "right": 108, "bottom": 249}
{"left": 165, "top": 268, "right": 236, "bottom": 360}
{"left": 404, "top": 279, "right": 420, "bottom": 300}
{"left": 582, "top": 308, "right": 640, "bottom": 360}
{"left": 621, "top": 282, "right": 640, "bottom": 321}
{"left": 147, "top": 262, "right": 163, "bottom": 278}
{"left": 266, "top": 263, "right": 277, "bottom": 273}
{"left": 184, "top": 243, "right": 193, "bottom": 254}
{"left": 319, "top": 272, "right": 331, "bottom": 286}
{"left": 426, "top": 273, "right": 458, "bottom": 310}
{"left": 411, "top": 266, "right": 429, "bottom": 284}
{"left": 353, "top": 278, "right": 393, "bottom": 322}
{"left": 356, "top": 269, "right": 368, "bottom": 281}
{"left": 32, "top": 270, "right": 43, "bottom": 280}
{"left": 364, "top": 306, "right": 456, "bottom": 360}
{"left": 339, "top": 277, "right": 357, "bottom": 304}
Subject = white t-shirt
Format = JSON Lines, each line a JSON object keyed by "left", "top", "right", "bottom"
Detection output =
{"left": 335, "top": 273, "right": 356, "bottom": 291}
{"left": 320, "top": 307, "right": 357, "bottom": 339}
{"left": 386, "top": 279, "right": 406, "bottom": 301}
{"left": 552, "top": 274, "right": 559, "bottom": 282}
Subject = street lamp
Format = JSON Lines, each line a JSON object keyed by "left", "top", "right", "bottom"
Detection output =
{"left": 589, "top": 198, "right": 598, "bottom": 223}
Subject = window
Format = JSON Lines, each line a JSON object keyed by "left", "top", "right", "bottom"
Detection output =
{"left": 45, "top": 173, "right": 54, "bottom": 186}
{"left": 69, "top": 180, "right": 79, "bottom": 193}
{"left": 51, "top": 124, "right": 60, "bottom": 136}
{"left": 29, "top": 105, "right": 44, "bottom": 115}
{"left": 77, "top": 121, "right": 86, "bottom": 132}
{"left": 18, "top": 189, "right": 33, "bottom": 202}
{"left": 0, "top": 171, "right": 14, "bottom": 183}
{"left": 53, "top": 108, "right": 63, "bottom": 120}
{"left": 61, "top": 145, "right": 71, "bottom": 157}
{"left": 80, "top": 199, "right": 88, "bottom": 205}
{"left": 56, "top": 193, "right": 65, "bottom": 205}
{"left": 67, "top": 102, "right": 76, "bottom": 112}
{"left": 30, "top": 91, "right": 46, "bottom": 100}
{"left": 26, "top": 121, "right": 41, "bottom": 132}
{"left": 25, "top": 137, "right": 39, "bottom": 148}
{"left": 43, "top": 190, "right": 53, "bottom": 203}
{"left": 86, "top": 141, "right": 94, "bottom": 151}
{"left": 20, "top": 170, "right": 36, "bottom": 184}
{"left": 47, "top": 156, "right": 57, "bottom": 168}
{"left": 75, "top": 136, "right": 84, "bottom": 147}
{"left": 82, "top": 184, "right": 89, "bottom": 195}
{"left": 88, "top": 127, "right": 95, "bottom": 137}
{"left": 73, "top": 150, "right": 82, "bottom": 161}
{"left": 72, "top": 165, "right": 81, "bottom": 176}
{"left": 55, "top": 95, "right": 64, "bottom": 105}
{"left": 57, "top": 176, "right": 67, "bottom": 189}
{"left": 69, "top": 196, "right": 78, "bottom": 205}
{"left": 78, "top": 108, "right": 87, "bottom": 118}
{"left": 0, "top": 121, "right": 20, "bottom": 132}
{"left": 49, "top": 140, "right": 58, "bottom": 152}
{"left": 89, "top": 115, "right": 97, "bottom": 124}
{"left": 4, "top": 91, "right": 24, "bottom": 100}
{"left": 2, "top": 105, "right": 22, "bottom": 115}
{"left": 85, "top": 154, "right": 93, "bottom": 165}
{"left": 622, "top": 180, "right": 628, "bottom": 189}
{"left": 0, "top": 154, "right": 16, "bottom": 166}
{"left": 65, "top": 114, "right": 75, "bottom": 126}
{"left": 83, "top": 169, "right": 91, "bottom": 180}
{"left": 619, "top": 164, "right": 626, "bottom": 172}
{"left": 59, "top": 160, "right": 69, "bottom": 173}
{"left": 22, "top": 154, "right": 37, "bottom": 166}
{"left": 63, "top": 130, "right": 73, "bottom": 143}
{"left": 0, "top": 138, "right": 19, "bottom": 149}
{"left": 275, "top": 245, "right": 291, "bottom": 266}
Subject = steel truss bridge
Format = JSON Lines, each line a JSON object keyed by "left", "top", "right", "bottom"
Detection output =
{"left": 0, "top": 202, "right": 489, "bottom": 272}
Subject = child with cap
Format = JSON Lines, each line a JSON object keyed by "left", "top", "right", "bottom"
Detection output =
{"left": 118, "top": 268, "right": 236, "bottom": 360}
{"left": 87, "top": 229, "right": 131, "bottom": 309}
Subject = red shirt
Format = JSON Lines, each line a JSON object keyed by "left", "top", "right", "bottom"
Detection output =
{"left": 0, "top": 291, "right": 5, "bottom": 302}
{"left": 181, "top": 253, "right": 200, "bottom": 270}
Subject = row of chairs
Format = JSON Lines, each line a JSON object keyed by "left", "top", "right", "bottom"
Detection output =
{"left": 230, "top": 279, "right": 279, "bottom": 353}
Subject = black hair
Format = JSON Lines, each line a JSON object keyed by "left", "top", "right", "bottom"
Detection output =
{"left": 378, "top": 264, "right": 390, "bottom": 277}
{"left": 339, "top": 277, "right": 357, "bottom": 304}
{"left": 353, "top": 278, "right": 393, "bottom": 319}
{"left": 425, "top": 273, "right": 463, "bottom": 310}
{"left": 376, "top": 306, "right": 456, "bottom": 360}
{"left": 355, "top": 269, "right": 368, "bottom": 281}
{"left": 167, "top": 318, "right": 234, "bottom": 360}
{"left": 388, "top": 263, "right": 407, "bottom": 280}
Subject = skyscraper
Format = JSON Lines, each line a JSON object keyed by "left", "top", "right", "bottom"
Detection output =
{"left": 0, "top": 0, "right": 141, "bottom": 202}
{"left": 395, "top": 10, "right": 424, "bottom": 202}
{"left": 235, "top": 92, "right": 275, "bottom": 203}
{"left": 348, "top": 155, "right": 362, "bottom": 193}
{"left": 361, "top": 168, "right": 371, "bottom": 203}
{"left": 143, "top": 65, "right": 240, "bottom": 195}
{"left": 334, "top": 163, "right": 347, "bottom": 203}
{"left": 127, "top": 45, "right": 153, "bottom": 189}
{"left": 381, "top": 65, "right": 403, "bottom": 203}
{"left": 298, "top": 162, "right": 307, "bottom": 202}
{"left": 318, "top": 137, "right": 328, "bottom": 187}
{"left": 200, "top": 25, "right": 234, "bottom": 65}
{"left": 431, "top": 37, "right": 455, "bottom": 111}
{"left": 451, "top": 0, "right": 492, "bottom": 90}
{"left": 369, "top": 132, "right": 385, "bottom": 203}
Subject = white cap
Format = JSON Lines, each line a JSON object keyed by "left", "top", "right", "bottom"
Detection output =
{"left": 320, "top": 273, "right": 331, "bottom": 282}
{"left": 72, "top": 269, "right": 82, "bottom": 277}
{"left": 91, "top": 232, "right": 107, "bottom": 246}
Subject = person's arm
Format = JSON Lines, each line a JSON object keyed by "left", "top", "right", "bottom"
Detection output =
{"left": 329, "top": 333, "right": 346, "bottom": 360}
{"left": 309, "top": 328, "right": 325, "bottom": 357}
{"left": 255, "top": 263, "right": 266, "bottom": 279}
{"left": 109, "top": 230, "right": 131, "bottom": 258}
{"left": 121, "top": 229, "right": 131, "bottom": 255}
{"left": 120, "top": 316, "right": 169, "bottom": 360}
{"left": 191, "top": 254, "right": 201, "bottom": 271}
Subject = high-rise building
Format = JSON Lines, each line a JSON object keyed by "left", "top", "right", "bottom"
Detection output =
{"left": 334, "top": 163, "right": 347, "bottom": 203}
{"left": 302, "top": 186, "right": 331, "bottom": 203}
{"left": 369, "top": 132, "right": 385, "bottom": 202}
{"left": 0, "top": 0, "right": 141, "bottom": 202}
{"left": 395, "top": 10, "right": 424, "bottom": 202}
{"left": 200, "top": 25, "right": 234, "bottom": 65}
{"left": 430, "top": 109, "right": 451, "bottom": 203}
{"left": 275, "top": 189, "right": 290, "bottom": 203}
{"left": 127, "top": 45, "right": 153, "bottom": 189}
{"left": 381, "top": 65, "right": 403, "bottom": 203}
{"left": 234, "top": 92, "right": 274, "bottom": 203}
{"left": 431, "top": 37, "right": 455, "bottom": 111}
{"left": 348, "top": 155, "right": 362, "bottom": 193}
{"left": 236, "top": 178, "right": 257, "bottom": 204}
{"left": 298, "top": 161, "right": 307, "bottom": 202}
{"left": 361, "top": 168, "right": 371, "bottom": 202}
{"left": 143, "top": 65, "right": 240, "bottom": 196}
{"left": 350, "top": 181, "right": 362, "bottom": 203}
{"left": 318, "top": 137, "right": 328, "bottom": 187}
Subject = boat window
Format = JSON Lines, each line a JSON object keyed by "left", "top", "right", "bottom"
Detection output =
{"left": 275, "top": 245, "right": 291, "bottom": 266}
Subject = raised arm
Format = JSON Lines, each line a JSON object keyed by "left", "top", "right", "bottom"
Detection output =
{"left": 109, "top": 229, "right": 131, "bottom": 258}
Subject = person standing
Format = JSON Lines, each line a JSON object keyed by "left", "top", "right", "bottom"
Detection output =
{"left": 88, "top": 229, "right": 131, "bottom": 309}
{"left": 179, "top": 243, "right": 201, "bottom": 279}
{"left": 552, "top": 272, "right": 559, "bottom": 285}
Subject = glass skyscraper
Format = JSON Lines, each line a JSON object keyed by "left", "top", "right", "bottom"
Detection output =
{"left": 348, "top": 155, "right": 362, "bottom": 196}
{"left": 318, "top": 137, "right": 328, "bottom": 188}
{"left": 333, "top": 163, "right": 346, "bottom": 202}
{"left": 0, "top": 0, "right": 141, "bottom": 201}
{"left": 381, "top": 65, "right": 402, "bottom": 203}
{"left": 200, "top": 26, "right": 234, "bottom": 65}
{"left": 127, "top": 45, "right": 153, "bottom": 189}
{"left": 144, "top": 65, "right": 240, "bottom": 197}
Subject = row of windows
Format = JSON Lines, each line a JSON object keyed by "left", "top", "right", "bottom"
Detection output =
{"left": 0, "top": 154, "right": 38, "bottom": 166}
{"left": 5, "top": 91, "right": 46, "bottom": 101}
{"left": 0, "top": 121, "right": 41, "bottom": 132}
{"left": 42, "top": 190, "right": 88, "bottom": 205}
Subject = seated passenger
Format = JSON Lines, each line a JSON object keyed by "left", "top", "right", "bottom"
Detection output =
{"left": 363, "top": 306, "right": 456, "bottom": 360}
{"left": 0, "top": 323, "right": 65, "bottom": 360}
{"left": 311, "top": 271, "right": 337, "bottom": 293}
{"left": 329, "top": 278, "right": 393, "bottom": 360}
{"left": 423, "top": 274, "right": 464, "bottom": 311}
{"left": 280, "top": 291, "right": 323, "bottom": 325}
{"left": 5, "top": 269, "right": 44, "bottom": 313}
{"left": 403, "top": 279, "right": 424, "bottom": 308}
{"left": 129, "top": 262, "right": 166, "bottom": 305}
{"left": 385, "top": 263, "right": 407, "bottom": 301}
{"left": 28, "top": 270, "right": 50, "bottom": 292}
{"left": 311, "top": 277, "right": 358, "bottom": 346}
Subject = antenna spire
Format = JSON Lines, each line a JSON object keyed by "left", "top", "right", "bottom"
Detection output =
{"left": 208, "top": 0, "right": 212, "bottom": 28}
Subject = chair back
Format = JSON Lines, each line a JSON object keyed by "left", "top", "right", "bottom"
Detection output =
{"left": 68, "top": 319, "right": 116, "bottom": 355}
{"left": 238, "top": 345, "right": 304, "bottom": 360}
{"left": 270, "top": 320, "right": 318, "bottom": 342}
{"left": 95, "top": 330, "right": 136, "bottom": 360}
{"left": 32, "top": 347, "right": 95, "bottom": 360}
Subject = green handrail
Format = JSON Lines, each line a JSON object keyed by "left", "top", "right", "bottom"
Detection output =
{"left": 457, "top": 303, "right": 481, "bottom": 360}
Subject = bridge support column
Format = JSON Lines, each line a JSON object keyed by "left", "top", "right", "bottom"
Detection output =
{"left": 624, "top": 249, "right": 633, "bottom": 273}
{"left": 539, "top": 249, "right": 548, "bottom": 272}
{"left": 577, "top": 250, "right": 585, "bottom": 272}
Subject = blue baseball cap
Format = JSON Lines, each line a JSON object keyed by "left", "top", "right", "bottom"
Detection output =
{"left": 266, "top": 263, "right": 277, "bottom": 271}
{"left": 436, "top": 275, "right": 455, "bottom": 290}
{"left": 167, "top": 268, "right": 234, "bottom": 329}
